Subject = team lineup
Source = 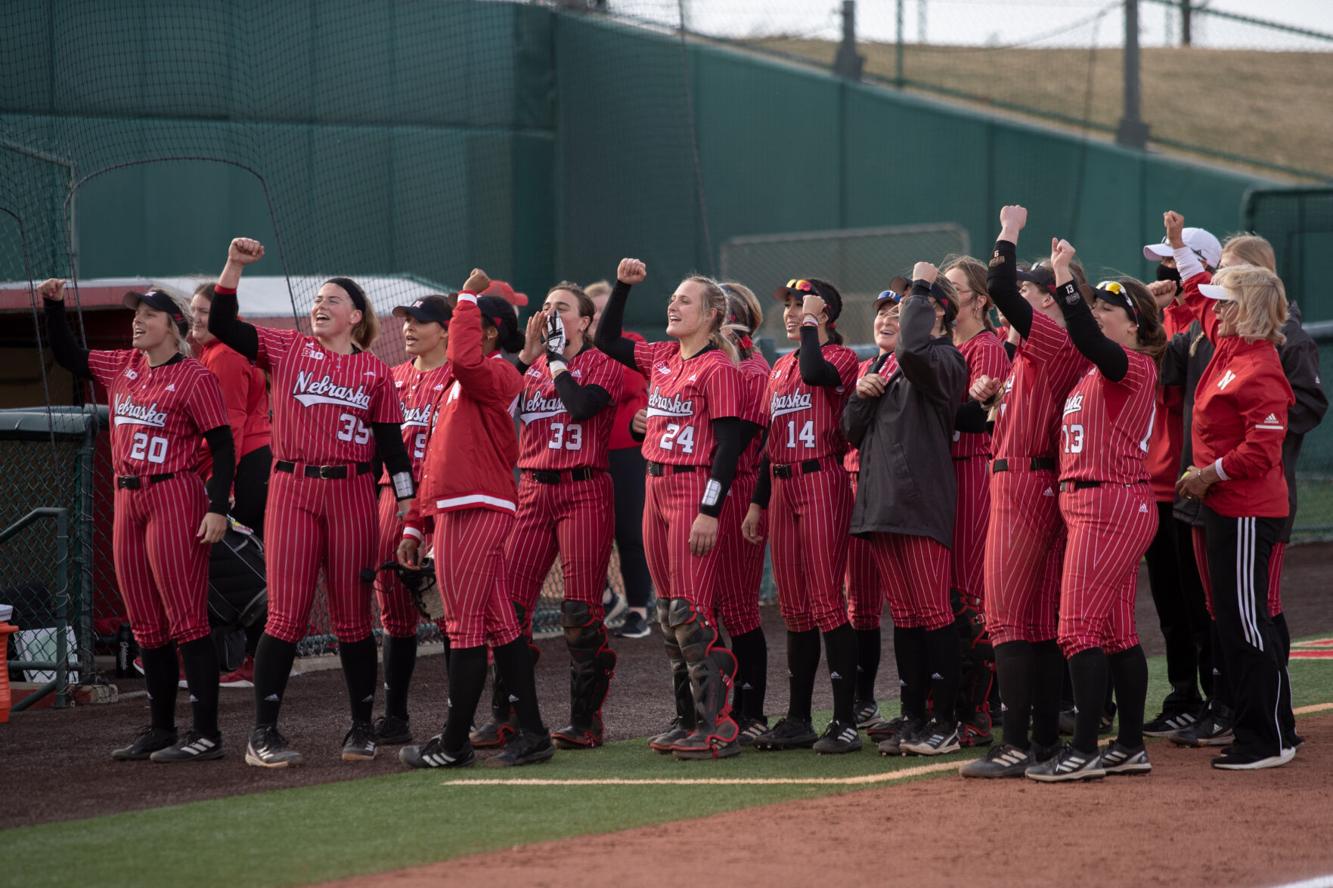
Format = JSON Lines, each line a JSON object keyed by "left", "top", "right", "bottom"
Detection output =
{"left": 37, "top": 200, "right": 1323, "bottom": 779}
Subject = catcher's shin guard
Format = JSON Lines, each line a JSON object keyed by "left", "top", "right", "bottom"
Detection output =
{"left": 649, "top": 598, "right": 695, "bottom": 752}
{"left": 552, "top": 601, "right": 617, "bottom": 749}
{"left": 668, "top": 599, "right": 740, "bottom": 760}
{"left": 952, "top": 589, "right": 995, "bottom": 744}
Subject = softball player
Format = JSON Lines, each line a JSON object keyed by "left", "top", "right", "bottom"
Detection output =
{"left": 1024, "top": 239, "right": 1164, "bottom": 782}
{"left": 942, "top": 257, "right": 1012, "bottom": 746}
{"left": 501, "top": 282, "right": 624, "bottom": 750}
{"left": 716, "top": 282, "right": 771, "bottom": 743}
{"left": 371, "top": 295, "right": 454, "bottom": 746}
{"left": 846, "top": 287, "right": 904, "bottom": 738}
{"left": 960, "top": 206, "right": 1090, "bottom": 779}
{"left": 843, "top": 264, "right": 968, "bottom": 757}
{"left": 42, "top": 279, "right": 233, "bottom": 763}
{"left": 398, "top": 272, "right": 554, "bottom": 769}
{"left": 595, "top": 259, "right": 759, "bottom": 761}
{"left": 207, "top": 238, "right": 416, "bottom": 768}
{"left": 743, "top": 278, "right": 861, "bottom": 754}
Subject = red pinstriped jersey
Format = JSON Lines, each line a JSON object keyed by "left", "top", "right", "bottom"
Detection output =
{"left": 765, "top": 342, "right": 859, "bottom": 463}
{"left": 953, "top": 330, "right": 1011, "bottom": 459}
{"left": 844, "top": 354, "right": 895, "bottom": 474}
{"left": 518, "top": 348, "right": 624, "bottom": 470}
{"left": 391, "top": 360, "right": 453, "bottom": 477}
{"left": 736, "top": 351, "right": 770, "bottom": 474}
{"left": 992, "top": 310, "right": 1090, "bottom": 460}
{"left": 633, "top": 340, "right": 745, "bottom": 466}
{"left": 88, "top": 350, "right": 228, "bottom": 476}
{"left": 255, "top": 327, "right": 402, "bottom": 464}
{"left": 1058, "top": 349, "right": 1158, "bottom": 483}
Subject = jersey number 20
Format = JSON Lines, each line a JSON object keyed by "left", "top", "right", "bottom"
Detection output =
{"left": 129, "top": 432, "right": 168, "bottom": 464}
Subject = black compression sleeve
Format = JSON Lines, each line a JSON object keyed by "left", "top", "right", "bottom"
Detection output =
{"left": 987, "top": 240, "right": 1033, "bottom": 340}
{"left": 202, "top": 426, "right": 235, "bottom": 514}
{"left": 1053, "top": 280, "right": 1128, "bottom": 382}
{"left": 43, "top": 299, "right": 91, "bottom": 377}
{"left": 371, "top": 422, "right": 414, "bottom": 498}
{"left": 699, "top": 418, "right": 758, "bottom": 518}
{"left": 206, "top": 288, "right": 259, "bottom": 361}
{"left": 797, "top": 326, "right": 841, "bottom": 386}
{"left": 592, "top": 280, "right": 638, "bottom": 368}
{"left": 955, "top": 399, "right": 991, "bottom": 434}
{"left": 751, "top": 457, "right": 772, "bottom": 508}
{"left": 1002, "top": 340, "right": 1017, "bottom": 360}
{"left": 552, "top": 375, "right": 612, "bottom": 421}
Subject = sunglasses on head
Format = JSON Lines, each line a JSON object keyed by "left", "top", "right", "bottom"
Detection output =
{"left": 785, "top": 279, "right": 816, "bottom": 293}
{"left": 1096, "top": 279, "right": 1138, "bottom": 324}
{"left": 876, "top": 289, "right": 903, "bottom": 304}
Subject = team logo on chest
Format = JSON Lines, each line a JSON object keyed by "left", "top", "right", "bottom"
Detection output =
{"left": 1062, "top": 392, "right": 1084, "bottom": 416}
{"left": 770, "top": 391, "right": 812, "bottom": 419}
{"left": 401, "top": 404, "right": 434, "bottom": 429}
{"left": 1217, "top": 369, "right": 1237, "bottom": 391}
{"left": 112, "top": 394, "right": 168, "bottom": 428}
{"left": 646, "top": 387, "right": 694, "bottom": 419}
{"left": 292, "top": 370, "right": 373, "bottom": 409}
{"left": 519, "top": 391, "right": 566, "bottom": 424}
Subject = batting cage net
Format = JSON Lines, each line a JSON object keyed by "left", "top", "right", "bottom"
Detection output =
{"left": 2, "top": 1, "right": 1332, "bottom": 692}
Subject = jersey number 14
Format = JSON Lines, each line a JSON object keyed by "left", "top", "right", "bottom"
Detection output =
{"left": 784, "top": 419, "right": 815, "bottom": 449}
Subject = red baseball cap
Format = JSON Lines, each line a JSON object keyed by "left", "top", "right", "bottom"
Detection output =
{"left": 484, "top": 279, "right": 528, "bottom": 308}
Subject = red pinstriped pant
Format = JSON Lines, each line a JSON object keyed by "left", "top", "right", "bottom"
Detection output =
{"left": 984, "top": 467, "right": 1065, "bottom": 645}
{"left": 432, "top": 508, "right": 521, "bottom": 650}
{"left": 505, "top": 472, "right": 615, "bottom": 633}
{"left": 375, "top": 485, "right": 442, "bottom": 638}
{"left": 264, "top": 469, "right": 377, "bottom": 644}
{"left": 1192, "top": 528, "right": 1286, "bottom": 619}
{"left": 845, "top": 475, "right": 882, "bottom": 630}
{"left": 1057, "top": 483, "right": 1157, "bottom": 658}
{"left": 870, "top": 533, "right": 953, "bottom": 630}
{"left": 643, "top": 469, "right": 740, "bottom": 617}
{"left": 950, "top": 455, "right": 990, "bottom": 602}
{"left": 770, "top": 461, "right": 852, "bottom": 633}
{"left": 715, "top": 472, "right": 765, "bottom": 636}
{"left": 112, "top": 474, "right": 210, "bottom": 648}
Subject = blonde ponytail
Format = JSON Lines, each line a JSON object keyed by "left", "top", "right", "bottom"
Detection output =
{"left": 684, "top": 274, "right": 740, "bottom": 364}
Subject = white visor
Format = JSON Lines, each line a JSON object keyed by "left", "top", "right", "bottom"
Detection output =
{"left": 1142, "top": 242, "right": 1173, "bottom": 261}
{"left": 1197, "top": 284, "right": 1237, "bottom": 302}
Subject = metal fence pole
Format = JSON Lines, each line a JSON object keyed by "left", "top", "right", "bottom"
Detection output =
{"left": 895, "top": 0, "right": 905, "bottom": 88}
{"left": 1116, "top": 0, "right": 1151, "bottom": 149}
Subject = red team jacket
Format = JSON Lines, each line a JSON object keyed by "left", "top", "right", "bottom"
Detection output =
{"left": 407, "top": 295, "right": 525, "bottom": 530}
{"left": 1184, "top": 272, "right": 1294, "bottom": 518}
{"left": 608, "top": 330, "right": 649, "bottom": 452}
{"left": 1144, "top": 301, "right": 1192, "bottom": 501}
{"left": 194, "top": 337, "right": 272, "bottom": 478}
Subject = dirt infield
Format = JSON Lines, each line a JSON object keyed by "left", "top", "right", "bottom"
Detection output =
{"left": 349, "top": 715, "right": 1333, "bottom": 888}
{"left": 3, "top": 542, "right": 1332, "bottom": 830}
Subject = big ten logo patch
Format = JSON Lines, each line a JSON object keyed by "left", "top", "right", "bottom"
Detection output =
{"left": 1290, "top": 638, "right": 1333, "bottom": 661}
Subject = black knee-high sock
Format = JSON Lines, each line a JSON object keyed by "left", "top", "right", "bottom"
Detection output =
{"left": 140, "top": 642, "right": 179, "bottom": 731}
{"left": 923, "top": 625, "right": 961, "bottom": 725}
{"left": 730, "top": 628, "right": 767, "bottom": 719}
{"left": 382, "top": 634, "right": 418, "bottom": 721}
{"left": 253, "top": 633, "right": 298, "bottom": 727}
{"left": 244, "top": 623, "right": 262, "bottom": 657}
{"left": 338, "top": 636, "right": 378, "bottom": 724}
{"left": 1031, "top": 639, "right": 1065, "bottom": 749}
{"left": 1069, "top": 648, "right": 1108, "bottom": 755}
{"left": 441, "top": 632, "right": 453, "bottom": 677}
{"left": 178, "top": 637, "right": 220, "bottom": 737}
{"left": 786, "top": 629, "right": 821, "bottom": 720}
{"left": 855, "top": 627, "right": 881, "bottom": 702}
{"left": 994, "top": 641, "right": 1034, "bottom": 749}
{"left": 1274, "top": 612, "right": 1296, "bottom": 743}
{"left": 822, "top": 623, "right": 857, "bottom": 724}
{"left": 1108, "top": 645, "right": 1148, "bottom": 749}
{"left": 893, "top": 626, "right": 926, "bottom": 718}
{"left": 442, "top": 646, "right": 487, "bottom": 751}
{"left": 492, "top": 637, "right": 545, "bottom": 734}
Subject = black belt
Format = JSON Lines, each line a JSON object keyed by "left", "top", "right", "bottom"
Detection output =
{"left": 647, "top": 462, "right": 698, "bottom": 476}
{"left": 526, "top": 468, "right": 599, "bottom": 484}
{"left": 1059, "top": 480, "right": 1102, "bottom": 492}
{"left": 116, "top": 473, "right": 175, "bottom": 490}
{"left": 275, "top": 460, "right": 373, "bottom": 480}
{"left": 992, "top": 457, "right": 1057, "bottom": 474}
{"left": 772, "top": 459, "right": 822, "bottom": 479}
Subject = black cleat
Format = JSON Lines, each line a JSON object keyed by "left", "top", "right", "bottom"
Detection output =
{"left": 341, "top": 720, "right": 378, "bottom": 762}
{"left": 150, "top": 731, "right": 223, "bottom": 763}
{"left": 111, "top": 725, "right": 177, "bottom": 761}
{"left": 1024, "top": 745, "right": 1105, "bottom": 782}
{"left": 245, "top": 725, "right": 303, "bottom": 768}
{"left": 489, "top": 729, "right": 556, "bottom": 767}
{"left": 373, "top": 715, "right": 413, "bottom": 746}
{"left": 400, "top": 734, "right": 476, "bottom": 769}
{"left": 813, "top": 719, "right": 863, "bottom": 755}
{"left": 959, "top": 743, "right": 1031, "bottom": 778}
{"left": 751, "top": 716, "right": 818, "bottom": 751}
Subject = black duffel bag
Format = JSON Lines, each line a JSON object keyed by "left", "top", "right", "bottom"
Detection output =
{"left": 208, "top": 522, "right": 267, "bottom": 630}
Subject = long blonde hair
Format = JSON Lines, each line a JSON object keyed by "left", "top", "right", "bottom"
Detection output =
{"left": 682, "top": 275, "right": 741, "bottom": 363}
{"left": 720, "top": 281, "right": 763, "bottom": 358}
{"left": 940, "top": 255, "right": 996, "bottom": 332}
{"left": 1220, "top": 234, "right": 1277, "bottom": 272}
{"left": 1210, "top": 265, "right": 1288, "bottom": 345}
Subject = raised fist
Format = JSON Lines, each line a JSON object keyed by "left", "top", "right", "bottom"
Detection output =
{"left": 228, "top": 238, "right": 265, "bottom": 266}
{"left": 801, "top": 293, "right": 827, "bottom": 322}
{"left": 1146, "top": 279, "right": 1177, "bottom": 307}
{"left": 912, "top": 261, "right": 939, "bottom": 284}
{"left": 37, "top": 278, "right": 66, "bottom": 303}
{"left": 1049, "top": 238, "right": 1076, "bottom": 270}
{"left": 999, "top": 205, "right": 1028, "bottom": 233}
{"left": 1163, "top": 211, "right": 1185, "bottom": 249}
{"left": 463, "top": 267, "right": 490, "bottom": 295}
{"left": 617, "top": 258, "right": 647, "bottom": 286}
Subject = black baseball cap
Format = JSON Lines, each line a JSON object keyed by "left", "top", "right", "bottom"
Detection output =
{"left": 774, "top": 277, "right": 843, "bottom": 322}
{"left": 476, "top": 294, "right": 524, "bottom": 352}
{"left": 123, "top": 289, "right": 188, "bottom": 336}
{"left": 1016, "top": 263, "right": 1056, "bottom": 292}
{"left": 1094, "top": 279, "right": 1139, "bottom": 324}
{"left": 392, "top": 295, "right": 453, "bottom": 326}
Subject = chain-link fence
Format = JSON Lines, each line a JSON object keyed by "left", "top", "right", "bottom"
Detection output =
{"left": 721, "top": 224, "right": 970, "bottom": 347}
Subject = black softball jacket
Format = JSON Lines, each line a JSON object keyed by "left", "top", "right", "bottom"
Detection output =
{"left": 842, "top": 281, "right": 967, "bottom": 547}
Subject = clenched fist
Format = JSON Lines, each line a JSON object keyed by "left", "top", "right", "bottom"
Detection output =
{"left": 228, "top": 237, "right": 264, "bottom": 266}
{"left": 999, "top": 204, "right": 1028, "bottom": 235}
{"left": 37, "top": 278, "right": 66, "bottom": 302}
{"left": 912, "top": 261, "right": 939, "bottom": 284}
{"left": 463, "top": 267, "right": 491, "bottom": 295}
{"left": 617, "top": 258, "right": 647, "bottom": 286}
{"left": 1163, "top": 211, "right": 1185, "bottom": 249}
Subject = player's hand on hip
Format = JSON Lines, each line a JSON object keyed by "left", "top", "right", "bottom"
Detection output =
{"left": 689, "top": 513, "right": 719, "bottom": 557}
{"left": 197, "top": 512, "right": 227, "bottom": 545}
{"left": 227, "top": 238, "right": 264, "bottom": 266}
{"left": 397, "top": 538, "right": 421, "bottom": 569}
{"left": 856, "top": 373, "right": 886, "bottom": 399}
{"left": 617, "top": 258, "right": 647, "bottom": 286}
{"left": 37, "top": 278, "right": 66, "bottom": 302}
{"left": 463, "top": 267, "right": 491, "bottom": 294}
{"left": 741, "top": 503, "right": 766, "bottom": 545}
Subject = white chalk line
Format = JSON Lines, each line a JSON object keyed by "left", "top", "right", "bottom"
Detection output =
{"left": 1293, "top": 702, "right": 1333, "bottom": 715}
{"left": 441, "top": 760, "right": 960, "bottom": 787}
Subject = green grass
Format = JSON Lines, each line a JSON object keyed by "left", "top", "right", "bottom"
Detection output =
{"left": 5, "top": 647, "right": 1331, "bottom": 888}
